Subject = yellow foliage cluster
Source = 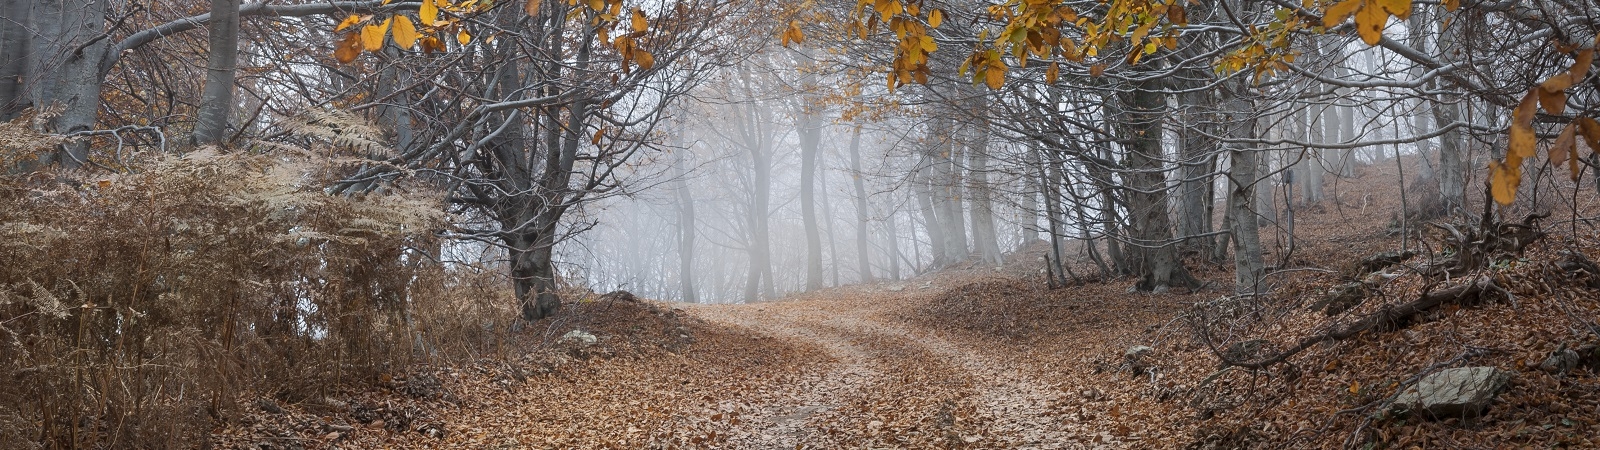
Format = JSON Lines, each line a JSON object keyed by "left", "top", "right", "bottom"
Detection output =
{"left": 332, "top": 0, "right": 485, "bottom": 63}
{"left": 1492, "top": 46, "right": 1597, "bottom": 205}
{"left": 331, "top": 0, "right": 654, "bottom": 73}
{"left": 848, "top": 0, "right": 942, "bottom": 92}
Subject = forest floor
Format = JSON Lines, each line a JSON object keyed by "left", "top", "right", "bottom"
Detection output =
{"left": 216, "top": 158, "right": 1600, "bottom": 449}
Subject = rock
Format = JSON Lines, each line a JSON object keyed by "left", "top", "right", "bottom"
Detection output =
{"left": 1539, "top": 347, "right": 1582, "bottom": 374}
{"left": 1125, "top": 345, "right": 1155, "bottom": 359}
{"left": 560, "top": 329, "right": 599, "bottom": 345}
{"left": 256, "top": 399, "right": 284, "bottom": 415}
{"left": 1126, "top": 345, "right": 1156, "bottom": 377}
{"left": 1357, "top": 251, "right": 1416, "bottom": 274}
{"left": 1393, "top": 367, "right": 1510, "bottom": 419}
{"left": 886, "top": 285, "right": 905, "bottom": 292}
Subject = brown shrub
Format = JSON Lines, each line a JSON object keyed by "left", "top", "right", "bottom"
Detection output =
{"left": 0, "top": 150, "right": 511, "bottom": 449}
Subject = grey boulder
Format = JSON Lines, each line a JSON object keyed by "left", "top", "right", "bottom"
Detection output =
{"left": 1393, "top": 366, "right": 1510, "bottom": 419}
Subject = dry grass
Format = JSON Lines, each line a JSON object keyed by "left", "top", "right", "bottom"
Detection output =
{"left": 0, "top": 149, "right": 516, "bottom": 449}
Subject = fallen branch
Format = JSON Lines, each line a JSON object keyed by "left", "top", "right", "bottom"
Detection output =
{"left": 1220, "top": 275, "right": 1498, "bottom": 370}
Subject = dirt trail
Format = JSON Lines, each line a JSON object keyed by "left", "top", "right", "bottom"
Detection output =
{"left": 684, "top": 285, "right": 1097, "bottom": 449}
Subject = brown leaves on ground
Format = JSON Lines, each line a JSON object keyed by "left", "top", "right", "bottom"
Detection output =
{"left": 212, "top": 295, "right": 830, "bottom": 449}
{"left": 215, "top": 158, "right": 1600, "bottom": 449}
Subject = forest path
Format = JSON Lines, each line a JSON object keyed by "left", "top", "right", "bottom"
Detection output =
{"left": 683, "top": 283, "right": 1093, "bottom": 449}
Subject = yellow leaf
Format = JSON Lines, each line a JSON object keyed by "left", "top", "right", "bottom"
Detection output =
{"left": 1348, "top": 380, "right": 1360, "bottom": 395}
{"left": 1353, "top": 4, "right": 1386, "bottom": 45}
{"left": 1090, "top": 63, "right": 1105, "bottom": 77}
{"left": 592, "top": 128, "right": 605, "bottom": 145}
{"left": 420, "top": 35, "right": 443, "bottom": 53}
{"left": 1374, "top": 0, "right": 1411, "bottom": 20}
{"left": 1552, "top": 121, "right": 1576, "bottom": 172}
{"left": 1443, "top": 0, "right": 1459, "bottom": 10}
{"left": 1540, "top": 49, "right": 1594, "bottom": 95}
{"left": 635, "top": 49, "right": 654, "bottom": 69}
{"left": 631, "top": 8, "right": 647, "bottom": 33}
{"left": 1045, "top": 62, "right": 1059, "bottom": 84}
{"left": 334, "top": 32, "right": 362, "bottom": 63}
{"left": 1322, "top": 0, "right": 1360, "bottom": 28}
{"left": 1489, "top": 160, "right": 1520, "bottom": 205}
{"left": 984, "top": 65, "right": 1004, "bottom": 89}
{"left": 524, "top": 0, "right": 541, "bottom": 17}
{"left": 458, "top": 28, "right": 472, "bottom": 45}
{"left": 1538, "top": 88, "right": 1567, "bottom": 116}
{"left": 1166, "top": 5, "right": 1187, "bottom": 26}
{"left": 1130, "top": 21, "right": 1154, "bottom": 47}
{"left": 1509, "top": 89, "right": 1539, "bottom": 161}
{"left": 1577, "top": 117, "right": 1600, "bottom": 154}
{"left": 929, "top": 9, "right": 943, "bottom": 28}
{"left": 788, "top": 22, "right": 805, "bottom": 45}
{"left": 421, "top": 0, "right": 440, "bottom": 24}
{"left": 336, "top": 14, "right": 363, "bottom": 32}
{"left": 1576, "top": 117, "right": 1600, "bottom": 179}
{"left": 361, "top": 18, "right": 391, "bottom": 51}
{"left": 587, "top": 0, "right": 603, "bottom": 12}
{"left": 392, "top": 16, "right": 419, "bottom": 50}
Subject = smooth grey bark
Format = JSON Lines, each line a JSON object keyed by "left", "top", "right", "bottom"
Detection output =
{"left": 914, "top": 158, "right": 948, "bottom": 267}
{"left": 1117, "top": 82, "right": 1194, "bottom": 291}
{"left": 966, "top": 118, "right": 1002, "bottom": 265}
{"left": 818, "top": 141, "right": 840, "bottom": 286}
{"left": 932, "top": 117, "right": 969, "bottom": 262}
{"left": 1336, "top": 90, "right": 1357, "bottom": 177}
{"left": 1217, "top": 83, "right": 1266, "bottom": 294}
{"left": 1302, "top": 106, "right": 1324, "bottom": 203}
{"left": 798, "top": 105, "right": 823, "bottom": 291}
{"left": 26, "top": 0, "right": 113, "bottom": 167}
{"left": 1036, "top": 144, "right": 1067, "bottom": 286}
{"left": 1256, "top": 124, "right": 1279, "bottom": 226}
{"left": 192, "top": 0, "right": 242, "bottom": 146}
{"left": 374, "top": 48, "right": 415, "bottom": 151}
{"left": 673, "top": 146, "right": 697, "bottom": 303}
{"left": 0, "top": 0, "right": 29, "bottom": 120}
{"left": 1227, "top": 141, "right": 1266, "bottom": 296}
{"left": 734, "top": 71, "right": 777, "bottom": 302}
{"left": 847, "top": 124, "right": 874, "bottom": 283}
{"left": 1176, "top": 90, "right": 1218, "bottom": 256}
{"left": 884, "top": 205, "right": 902, "bottom": 281}
{"left": 1432, "top": 13, "right": 1466, "bottom": 216}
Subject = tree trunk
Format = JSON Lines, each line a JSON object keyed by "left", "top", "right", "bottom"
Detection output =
{"left": 966, "top": 123, "right": 1002, "bottom": 265}
{"left": 1176, "top": 90, "right": 1218, "bottom": 255}
{"left": 848, "top": 124, "right": 875, "bottom": 283}
{"left": 510, "top": 228, "right": 561, "bottom": 321}
{"left": 1116, "top": 82, "right": 1194, "bottom": 292}
{"left": 818, "top": 140, "right": 840, "bottom": 287}
{"left": 0, "top": 0, "right": 30, "bottom": 120}
{"left": 1334, "top": 66, "right": 1358, "bottom": 177}
{"left": 933, "top": 118, "right": 969, "bottom": 262}
{"left": 674, "top": 151, "right": 697, "bottom": 303}
{"left": 1037, "top": 144, "right": 1068, "bottom": 286}
{"left": 1225, "top": 103, "right": 1266, "bottom": 295}
{"left": 192, "top": 0, "right": 241, "bottom": 146}
{"left": 1433, "top": 14, "right": 1466, "bottom": 217}
{"left": 745, "top": 135, "right": 774, "bottom": 302}
{"left": 798, "top": 106, "right": 823, "bottom": 291}
{"left": 884, "top": 203, "right": 902, "bottom": 280}
{"left": 1302, "top": 107, "right": 1324, "bottom": 203}
{"left": 27, "top": 0, "right": 112, "bottom": 167}
{"left": 914, "top": 161, "right": 947, "bottom": 267}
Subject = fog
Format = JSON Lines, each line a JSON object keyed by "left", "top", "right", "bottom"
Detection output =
{"left": 543, "top": 20, "right": 1505, "bottom": 304}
